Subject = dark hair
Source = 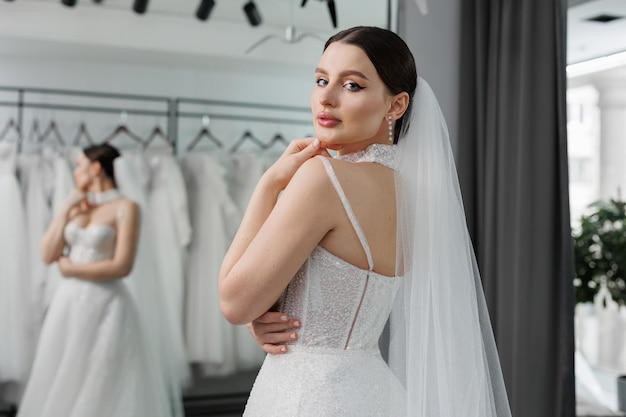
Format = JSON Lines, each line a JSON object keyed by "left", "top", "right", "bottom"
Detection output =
{"left": 324, "top": 26, "right": 417, "bottom": 143}
{"left": 83, "top": 143, "right": 121, "bottom": 186}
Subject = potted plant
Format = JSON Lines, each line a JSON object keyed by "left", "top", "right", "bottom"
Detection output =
{"left": 573, "top": 198, "right": 626, "bottom": 411}
{"left": 573, "top": 199, "right": 626, "bottom": 305}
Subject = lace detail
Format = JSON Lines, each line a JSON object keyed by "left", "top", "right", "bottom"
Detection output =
{"left": 335, "top": 143, "right": 398, "bottom": 170}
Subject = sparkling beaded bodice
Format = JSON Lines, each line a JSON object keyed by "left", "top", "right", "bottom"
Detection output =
{"left": 278, "top": 144, "right": 400, "bottom": 352}
{"left": 278, "top": 246, "right": 399, "bottom": 351}
{"left": 64, "top": 222, "right": 116, "bottom": 264}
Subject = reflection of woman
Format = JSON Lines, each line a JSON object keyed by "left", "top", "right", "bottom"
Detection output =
{"left": 17, "top": 144, "right": 171, "bottom": 417}
{"left": 220, "top": 27, "right": 512, "bottom": 416}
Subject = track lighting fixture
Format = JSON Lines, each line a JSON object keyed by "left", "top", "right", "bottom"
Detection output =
{"left": 132, "top": 0, "right": 148, "bottom": 14}
{"left": 327, "top": 0, "right": 337, "bottom": 28}
{"left": 196, "top": 0, "right": 215, "bottom": 21}
{"left": 301, "top": 0, "right": 337, "bottom": 29}
{"left": 243, "top": 1, "right": 262, "bottom": 27}
{"left": 61, "top": 0, "right": 78, "bottom": 7}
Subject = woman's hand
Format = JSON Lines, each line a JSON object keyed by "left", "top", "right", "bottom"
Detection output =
{"left": 263, "top": 137, "right": 330, "bottom": 190}
{"left": 57, "top": 256, "right": 74, "bottom": 278}
{"left": 62, "top": 188, "right": 91, "bottom": 215}
{"left": 247, "top": 311, "right": 301, "bottom": 355}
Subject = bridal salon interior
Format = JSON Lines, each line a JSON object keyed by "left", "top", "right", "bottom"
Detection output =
{"left": 0, "top": 0, "right": 625, "bottom": 416}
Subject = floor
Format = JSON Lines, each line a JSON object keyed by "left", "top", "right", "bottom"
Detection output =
{"left": 577, "top": 396, "right": 626, "bottom": 417}
{"left": 0, "top": 371, "right": 258, "bottom": 417}
{"left": 3, "top": 376, "right": 626, "bottom": 417}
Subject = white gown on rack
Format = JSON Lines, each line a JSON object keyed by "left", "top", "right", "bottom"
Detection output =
{"left": 114, "top": 154, "right": 189, "bottom": 416}
{"left": 227, "top": 152, "right": 268, "bottom": 370}
{"left": 243, "top": 147, "right": 406, "bottom": 416}
{"left": 44, "top": 153, "right": 75, "bottom": 308}
{"left": 19, "top": 151, "right": 55, "bottom": 349}
{"left": 147, "top": 154, "right": 192, "bottom": 340}
{"left": 181, "top": 153, "right": 240, "bottom": 375}
{"left": 0, "top": 142, "right": 31, "bottom": 402}
{"left": 17, "top": 217, "right": 172, "bottom": 417}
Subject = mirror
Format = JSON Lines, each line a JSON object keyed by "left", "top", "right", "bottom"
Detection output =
{"left": 0, "top": 0, "right": 398, "bottom": 415}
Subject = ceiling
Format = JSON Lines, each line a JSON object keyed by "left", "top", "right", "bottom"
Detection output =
{"left": 567, "top": 0, "right": 626, "bottom": 65}
{"left": 0, "top": 0, "right": 393, "bottom": 72}
{"left": 0, "top": 0, "right": 623, "bottom": 74}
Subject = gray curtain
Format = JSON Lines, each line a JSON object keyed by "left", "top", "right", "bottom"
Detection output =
{"left": 457, "top": 1, "right": 575, "bottom": 417}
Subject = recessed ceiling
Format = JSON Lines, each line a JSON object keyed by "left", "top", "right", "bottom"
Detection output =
{"left": 568, "top": 0, "right": 626, "bottom": 64}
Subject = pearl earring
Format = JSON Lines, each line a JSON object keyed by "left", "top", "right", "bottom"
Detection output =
{"left": 387, "top": 115, "right": 394, "bottom": 142}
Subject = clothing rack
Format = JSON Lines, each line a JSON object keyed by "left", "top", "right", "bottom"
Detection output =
{"left": 0, "top": 86, "right": 312, "bottom": 154}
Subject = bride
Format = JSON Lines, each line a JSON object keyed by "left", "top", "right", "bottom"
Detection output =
{"left": 220, "top": 26, "right": 512, "bottom": 416}
{"left": 17, "top": 143, "right": 172, "bottom": 417}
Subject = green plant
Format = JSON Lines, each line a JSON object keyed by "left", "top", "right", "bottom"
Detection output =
{"left": 573, "top": 199, "right": 626, "bottom": 305}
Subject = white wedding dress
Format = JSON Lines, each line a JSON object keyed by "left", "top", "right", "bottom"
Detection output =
{"left": 17, "top": 213, "right": 172, "bottom": 417}
{"left": 181, "top": 153, "right": 240, "bottom": 375}
{"left": 244, "top": 146, "right": 406, "bottom": 416}
{"left": 0, "top": 142, "right": 31, "bottom": 402}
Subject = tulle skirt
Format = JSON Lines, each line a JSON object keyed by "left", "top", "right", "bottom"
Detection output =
{"left": 17, "top": 277, "right": 172, "bottom": 417}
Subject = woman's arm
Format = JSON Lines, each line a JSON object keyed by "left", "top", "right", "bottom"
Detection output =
{"left": 41, "top": 189, "right": 88, "bottom": 264}
{"left": 57, "top": 200, "right": 140, "bottom": 281}
{"left": 219, "top": 138, "right": 337, "bottom": 325}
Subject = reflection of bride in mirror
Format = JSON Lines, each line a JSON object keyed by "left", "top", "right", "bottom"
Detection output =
{"left": 17, "top": 144, "right": 173, "bottom": 417}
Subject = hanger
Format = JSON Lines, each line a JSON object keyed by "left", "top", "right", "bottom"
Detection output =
{"left": 27, "top": 119, "right": 43, "bottom": 143}
{"left": 101, "top": 112, "right": 145, "bottom": 145}
{"left": 230, "top": 129, "right": 266, "bottom": 153}
{"left": 0, "top": 118, "right": 22, "bottom": 142}
{"left": 101, "top": 124, "right": 144, "bottom": 144}
{"left": 39, "top": 120, "right": 66, "bottom": 145}
{"left": 263, "top": 133, "right": 289, "bottom": 151}
{"left": 143, "top": 125, "right": 174, "bottom": 150}
{"left": 186, "top": 115, "right": 223, "bottom": 152}
{"left": 73, "top": 122, "right": 95, "bottom": 146}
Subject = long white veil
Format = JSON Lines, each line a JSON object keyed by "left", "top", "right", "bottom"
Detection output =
{"left": 390, "top": 77, "right": 512, "bottom": 417}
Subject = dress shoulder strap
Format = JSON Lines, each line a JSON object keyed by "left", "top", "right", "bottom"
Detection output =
{"left": 317, "top": 156, "right": 373, "bottom": 271}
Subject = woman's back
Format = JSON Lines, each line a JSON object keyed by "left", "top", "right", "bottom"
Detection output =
{"left": 317, "top": 149, "right": 397, "bottom": 277}
{"left": 243, "top": 145, "right": 406, "bottom": 416}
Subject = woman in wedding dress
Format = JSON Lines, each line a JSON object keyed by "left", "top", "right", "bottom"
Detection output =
{"left": 220, "top": 26, "right": 512, "bottom": 417}
{"left": 17, "top": 143, "right": 172, "bottom": 417}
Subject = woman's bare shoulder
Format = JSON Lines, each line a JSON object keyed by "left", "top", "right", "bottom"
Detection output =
{"left": 112, "top": 198, "right": 140, "bottom": 221}
{"left": 291, "top": 156, "right": 334, "bottom": 188}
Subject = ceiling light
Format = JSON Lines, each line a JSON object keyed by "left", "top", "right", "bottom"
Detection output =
{"left": 61, "top": 0, "right": 78, "bottom": 6}
{"left": 585, "top": 14, "right": 624, "bottom": 23}
{"left": 327, "top": 0, "right": 337, "bottom": 28}
{"left": 196, "top": 0, "right": 215, "bottom": 21}
{"left": 300, "top": 0, "right": 337, "bottom": 28}
{"left": 567, "top": 51, "right": 626, "bottom": 77}
{"left": 243, "top": 1, "right": 262, "bottom": 26}
{"left": 133, "top": 0, "right": 148, "bottom": 14}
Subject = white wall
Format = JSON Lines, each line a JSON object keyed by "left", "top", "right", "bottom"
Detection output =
{"left": 0, "top": 46, "right": 315, "bottom": 150}
{"left": 399, "top": 0, "right": 461, "bottom": 150}
{"left": 0, "top": 54, "right": 311, "bottom": 105}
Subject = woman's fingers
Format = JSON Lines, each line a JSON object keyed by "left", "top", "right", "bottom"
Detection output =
{"left": 258, "top": 329, "right": 298, "bottom": 345}
{"left": 262, "top": 344, "right": 290, "bottom": 355}
{"left": 248, "top": 311, "right": 301, "bottom": 354}
{"left": 255, "top": 311, "right": 290, "bottom": 324}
